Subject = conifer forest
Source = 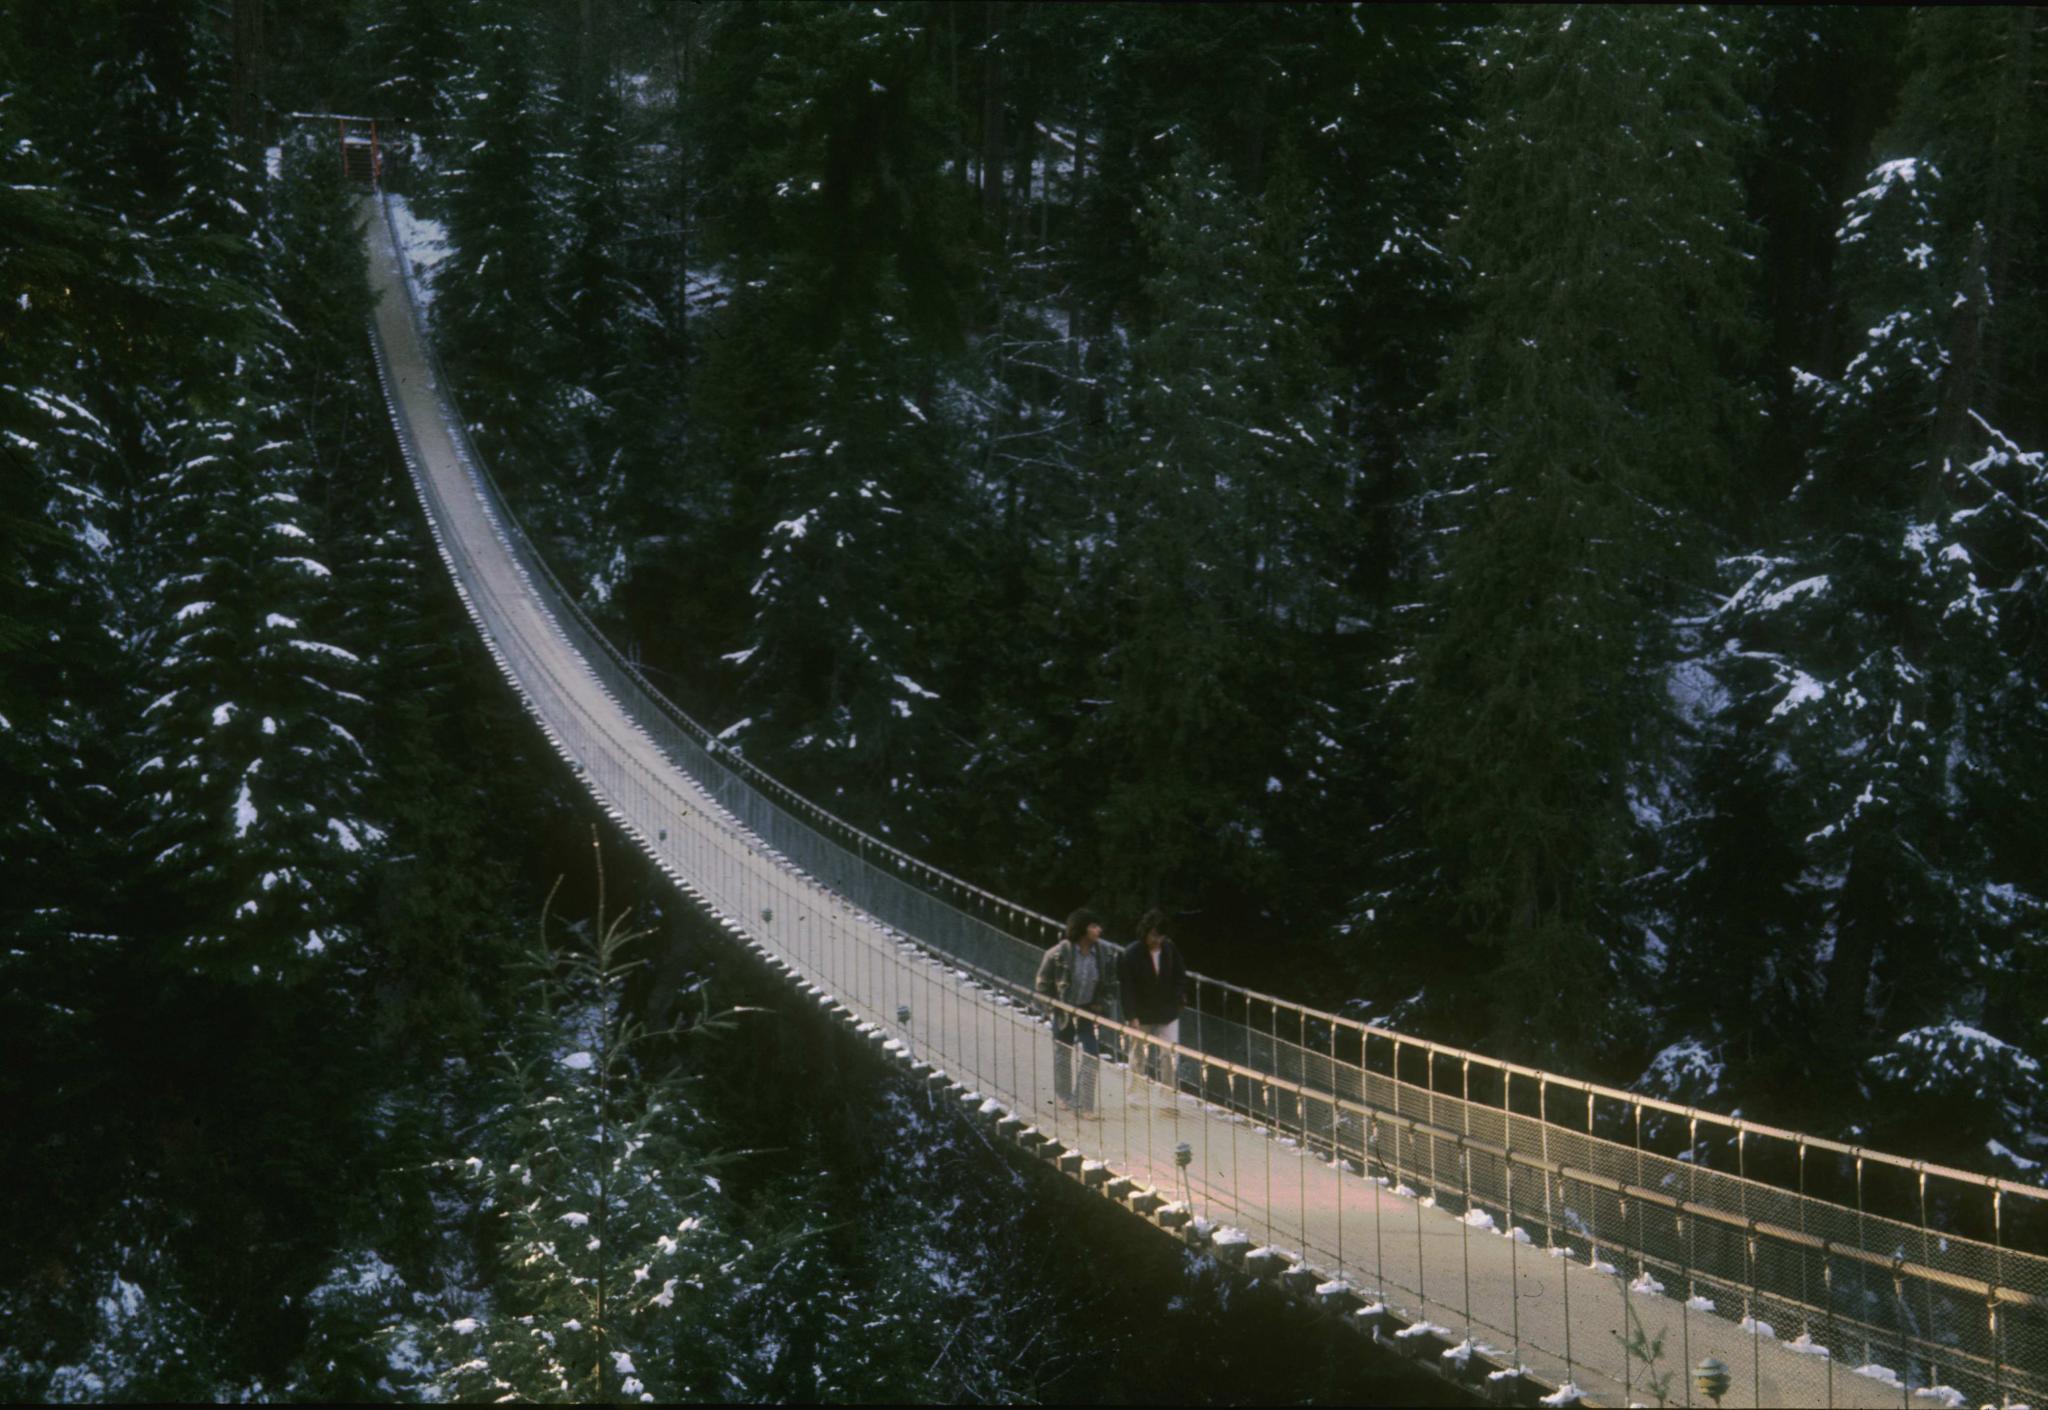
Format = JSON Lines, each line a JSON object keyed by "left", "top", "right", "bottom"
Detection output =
{"left": 4, "top": 1, "right": 2048, "bottom": 1401}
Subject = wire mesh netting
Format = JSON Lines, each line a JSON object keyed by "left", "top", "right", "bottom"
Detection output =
{"left": 367, "top": 189, "right": 2048, "bottom": 1409}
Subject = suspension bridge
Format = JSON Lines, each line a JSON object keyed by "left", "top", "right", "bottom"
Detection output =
{"left": 360, "top": 188, "right": 2047, "bottom": 1409}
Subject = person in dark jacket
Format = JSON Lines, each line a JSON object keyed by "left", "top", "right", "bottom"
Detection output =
{"left": 1035, "top": 907, "right": 1111, "bottom": 1118}
{"left": 1118, "top": 907, "right": 1188, "bottom": 1101}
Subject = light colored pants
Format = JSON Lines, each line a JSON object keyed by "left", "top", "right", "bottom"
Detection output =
{"left": 1054, "top": 1016, "right": 1101, "bottom": 1112}
{"left": 1133, "top": 1017, "right": 1179, "bottom": 1089}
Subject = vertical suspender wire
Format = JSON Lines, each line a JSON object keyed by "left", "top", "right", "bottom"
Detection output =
{"left": 971, "top": 969, "right": 986, "bottom": 1111}
{"left": 1745, "top": 1130, "right": 1760, "bottom": 1409}
{"left": 1459, "top": 1055, "right": 1473, "bottom": 1351}
{"left": 1679, "top": 1114, "right": 1695, "bottom": 1410}
{"left": 1540, "top": 1074, "right": 1555, "bottom": 1260}
{"left": 1462, "top": 1055, "right": 1472, "bottom": 1148}
{"left": 1894, "top": 1264, "right": 1911, "bottom": 1410}
{"left": 1015, "top": 942, "right": 1032, "bottom": 1114}
{"left": 1269, "top": 1000, "right": 1279, "bottom": 1134}
{"left": 1427, "top": 1048, "right": 1440, "bottom": 1202}
{"left": 1992, "top": 1187, "right": 2005, "bottom": 1410}
{"left": 1798, "top": 1138, "right": 1812, "bottom": 1350}
{"left": 1504, "top": 1071, "right": 1521, "bottom": 1377}
{"left": 1393, "top": 1037, "right": 1406, "bottom": 1180}
{"left": 1747, "top": 1225, "right": 1763, "bottom": 1410}
{"left": 1129, "top": 1019, "right": 1144, "bottom": 1209}
{"left": 1333, "top": 1023, "right": 1343, "bottom": 1279}
{"left": 1559, "top": 1170, "right": 1575, "bottom": 1393}
{"left": 1619, "top": 1192, "right": 1633, "bottom": 1403}
{"left": 1265, "top": 1054, "right": 1275, "bottom": 1252}
{"left": 1372, "top": 1108, "right": 1386, "bottom": 1313}
{"left": 1823, "top": 1245, "right": 1836, "bottom": 1409}
{"left": 1414, "top": 1061, "right": 1427, "bottom": 1318}
{"left": 1299, "top": 1076, "right": 1309, "bottom": 1272}
{"left": 1460, "top": 1142, "right": 1474, "bottom": 1357}
{"left": 1855, "top": 1153, "right": 1870, "bottom": 1370}
{"left": 1631, "top": 1099, "right": 1647, "bottom": 1309}
{"left": 1230, "top": 1047, "right": 1242, "bottom": 1243}
{"left": 1202, "top": 1046, "right": 1216, "bottom": 1227}
{"left": 1678, "top": 1207, "right": 1694, "bottom": 1409}
{"left": 1917, "top": 1170, "right": 1936, "bottom": 1394}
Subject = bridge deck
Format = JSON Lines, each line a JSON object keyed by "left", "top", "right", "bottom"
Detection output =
{"left": 364, "top": 194, "right": 1984, "bottom": 1408}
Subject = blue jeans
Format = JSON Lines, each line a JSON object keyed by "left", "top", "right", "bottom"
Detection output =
{"left": 1054, "top": 1014, "right": 1102, "bottom": 1112}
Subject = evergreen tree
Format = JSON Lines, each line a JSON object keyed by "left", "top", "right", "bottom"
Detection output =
{"left": 1674, "top": 152, "right": 2048, "bottom": 1159}
{"left": 433, "top": 0, "right": 566, "bottom": 522}
{"left": 726, "top": 315, "right": 979, "bottom": 849}
{"left": 129, "top": 404, "right": 379, "bottom": 976}
{"left": 117, "top": 77, "right": 380, "bottom": 980}
{"left": 1395, "top": 5, "right": 1761, "bottom": 1065}
{"left": 412, "top": 861, "right": 743, "bottom": 1402}
{"left": 361, "top": 0, "right": 465, "bottom": 153}
{"left": 5, "top": 1202, "right": 228, "bottom": 1402}
{"left": 1072, "top": 142, "right": 1341, "bottom": 918}
{"left": 684, "top": 1, "right": 982, "bottom": 846}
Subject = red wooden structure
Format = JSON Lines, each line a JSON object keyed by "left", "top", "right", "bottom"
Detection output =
{"left": 338, "top": 115, "right": 381, "bottom": 184}
{"left": 286, "top": 111, "right": 383, "bottom": 185}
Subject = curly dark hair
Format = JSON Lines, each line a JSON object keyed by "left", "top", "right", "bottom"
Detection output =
{"left": 1064, "top": 908, "right": 1103, "bottom": 943}
{"left": 1134, "top": 907, "right": 1170, "bottom": 942}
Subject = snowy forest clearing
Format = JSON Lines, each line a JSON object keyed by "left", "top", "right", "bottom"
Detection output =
{"left": 363, "top": 189, "right": 2046, "bottom": 1410}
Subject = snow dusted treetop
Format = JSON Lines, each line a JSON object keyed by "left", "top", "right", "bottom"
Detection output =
{"left": 132, "top": 404, "right": 382, "bottom": 980}
{"left": 1687, "top": 148, "right": 2048, "bottom": 1162}
{"left": 416, "top": 864, "right": 743, "bottom": 1401}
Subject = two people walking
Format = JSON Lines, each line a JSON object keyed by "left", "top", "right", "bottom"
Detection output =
{"left": 1033, "top": 906, "right": 1188, "bottom": 1119}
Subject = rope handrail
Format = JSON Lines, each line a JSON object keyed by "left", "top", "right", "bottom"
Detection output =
{"left": 371, "top": 189, "right": 2046, "bottom": 1214}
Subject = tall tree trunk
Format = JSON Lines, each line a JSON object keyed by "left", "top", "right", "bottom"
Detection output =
{"left": 1067, "top": 101, "right": 1086, "bottom": 388}
{"left": 1822, "top": 851, "right": 1883, "bottom": 1050}
{"left": 981, "top": 0, "right": 1007, "bottom": 235}
{"left": 1980, "top": 7, "right": 2036, "bottom": 422}
{"left": 579, "top": 0, "right": 596, "bottom": 118}
{"left": 229, "top": 0, "right": 266, "bottom": 151}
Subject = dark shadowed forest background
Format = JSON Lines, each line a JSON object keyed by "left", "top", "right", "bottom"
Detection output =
{"left": 3, "top": 1, "right": 2046, "bottom": 1399}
